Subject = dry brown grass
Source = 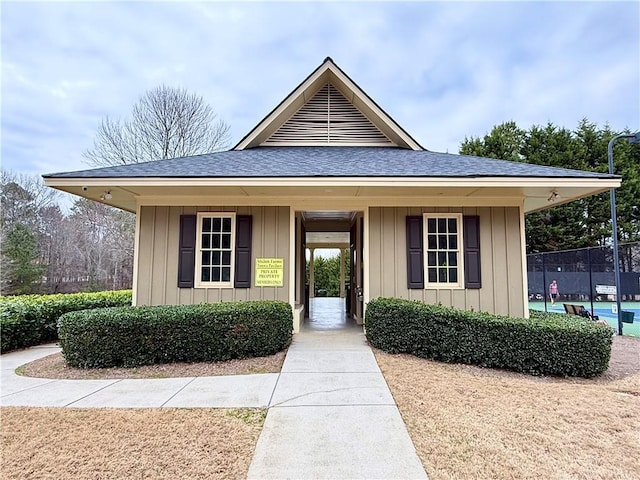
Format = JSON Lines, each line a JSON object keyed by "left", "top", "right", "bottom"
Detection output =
{"left": 375, "top": 335, "right": 640, "bottom": 480}
{"left": 17, "top": 350, "right": 286, "bottom": 380}
{"left": 5, "top": 336, "right": 638, "bottom": 479}
{"left": 0, "top": 407, "right": 265, "bottom": 480}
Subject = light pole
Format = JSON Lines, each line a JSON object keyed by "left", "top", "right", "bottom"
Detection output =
{"left": 607, "top": 131, "right": 640, "bottom": 335}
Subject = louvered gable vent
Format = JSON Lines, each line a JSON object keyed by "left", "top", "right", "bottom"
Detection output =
{"left": 263, "top": 84, "right": 395, "bottom": 146}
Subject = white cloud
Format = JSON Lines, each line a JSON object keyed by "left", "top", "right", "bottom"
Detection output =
{"left": 1, "top": 1, "right": 638, "bottom": 175}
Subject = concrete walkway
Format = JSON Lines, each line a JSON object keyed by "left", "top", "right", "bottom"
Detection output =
{"left": 0, "top": 345, "right": 278, "bottom": 408}
{"left": 247, "top": 322, "right": 427, "bottom": 479}
{"left": 1, "top": 298, "right": 427, "bottom": 478}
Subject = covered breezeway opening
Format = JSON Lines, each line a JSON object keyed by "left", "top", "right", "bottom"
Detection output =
{"left": 293, "top": 210, "right": 364, "bottom": 331}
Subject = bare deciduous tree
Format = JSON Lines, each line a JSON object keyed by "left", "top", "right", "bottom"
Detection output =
{"left": 83, "top": 85, "right": 231, "bottom": 167}
{"left": 1, "top": 170, "right": 59, "bottom": 229}
{"left": 1, "top": 171, "right": 60, "bottom": 293}
{"left": 1, "top": 171, "right": 135, "bottom": 294}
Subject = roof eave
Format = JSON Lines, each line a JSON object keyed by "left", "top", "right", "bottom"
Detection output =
{"left": 44, "top": 175, "right": 620, "bottom": 215}
{"left": 43, "top": 176, "right": 621, "bottom": 187}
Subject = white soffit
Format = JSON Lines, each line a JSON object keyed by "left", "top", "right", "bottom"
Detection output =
{"left": 44, "top": 177, "right": 619, "bottom": 214}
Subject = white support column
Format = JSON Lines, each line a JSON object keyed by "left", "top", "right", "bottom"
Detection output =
{"left": 131, "top": 202, "right": 142, "bottom": 306}
{"left": 363, "top": 208, "right": 370, "bottom": 325}
{"left": 309, "top": 248, "right": 315, "bottom": 298}
{"left": 289, "top": 207, "right": 302, "bottom": 333}
{"left": 519, "top": 204, "right": 530, "bottom": 319}
{"left": 339, "top": 248, "right": 346, "bottom": 298}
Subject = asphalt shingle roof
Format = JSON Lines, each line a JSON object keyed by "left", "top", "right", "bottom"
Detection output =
{"left": 44, "top": 147, "right": 615, "bottom": 179}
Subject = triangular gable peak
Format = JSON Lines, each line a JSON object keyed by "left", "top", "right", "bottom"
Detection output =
{"left": 235, "top": 57, "right": 423, "bottom": 151}
{"left": 263, "top": 83, "right": 394, "bottom": 146}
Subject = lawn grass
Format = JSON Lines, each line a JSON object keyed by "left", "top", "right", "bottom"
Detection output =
{"left": 3, "top": 331, "right": 638, "bottom": 479}
{"left": 375, "top": 346, "right": 640, "bottom": 480}
{"left": 0, "top": 407, "right": 265, "bottom": 480}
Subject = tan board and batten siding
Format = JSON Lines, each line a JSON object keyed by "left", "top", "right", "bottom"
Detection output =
{"left": 136, "top": 205, "right": 290, "bottom": 306}
{"left": 369, "top": 206, "right": 525, "bottom": 318}
{"left": 137, "top": 204, "right": 525, "bottom": 318}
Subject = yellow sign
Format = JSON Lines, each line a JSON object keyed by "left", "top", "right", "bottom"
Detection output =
{"left": 255, "top": 258, "right": 284, "bottom": 287}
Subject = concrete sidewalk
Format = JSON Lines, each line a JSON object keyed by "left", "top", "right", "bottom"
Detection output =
{"left": 0, "top": 345, "right": 278, "bottom": 408}
{"left": 247, "top": 327, "right": 428, "bottom": 479}
{"left": 1, "top": 327, "right": 428, "bottom": 479}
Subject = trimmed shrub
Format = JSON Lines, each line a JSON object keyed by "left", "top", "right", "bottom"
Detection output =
{"left": 58, "top": 301, "right": 293, "bottom": 368}
{"left": 365, "top": 297, "right": 612, "bottom": 378}
{"left": 0, "top": 290, "right": 132, "bottom": 353}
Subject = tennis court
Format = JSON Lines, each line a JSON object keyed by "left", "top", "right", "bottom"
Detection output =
{"left": 529, "top": 301, "right": 640, "bottom": 336}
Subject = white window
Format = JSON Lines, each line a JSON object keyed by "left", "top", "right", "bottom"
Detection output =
{"left": 424, "top": 213, "right": 464, "bottom": 288}
{"left": 195, "top": 212, "right": 235, "bottom": 288}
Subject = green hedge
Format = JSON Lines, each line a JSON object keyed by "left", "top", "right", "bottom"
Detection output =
{"left": 365, "top": 298, "right": 612, "bottom": 378}
{"left": 0, "top": 290, "right": 132, "bottom": 353}
{"left": 58, "top": 301, "right": 293, "bottom": 368}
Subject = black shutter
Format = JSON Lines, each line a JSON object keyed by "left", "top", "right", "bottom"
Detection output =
{"left": 406, "top": 216, "right": 424, "bottom": 289}
{"left": 234, "top": 215, "right": 252, "bottom": 288}
{"left": 463, "top": 215, "right": 481, "bottom": 289}
{"left": 178, "top": 214, "right": 197, "bottom": 288}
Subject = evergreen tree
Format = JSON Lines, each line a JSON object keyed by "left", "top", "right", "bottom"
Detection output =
{"left": 307, "top": 253, "right": 348, "bottom": 297}
{"left": 460, "top": 120, "right": 639, "bottom": 253}
{"left": 460, "top": 120, "right": 525, "bottom": 161}
{"left": 2, "top": 224, "right": 45, "bottom": 294}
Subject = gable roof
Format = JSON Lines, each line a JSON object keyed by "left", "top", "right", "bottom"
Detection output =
{"left": 43, "top": 58, "right": 621, "bottom": 214}
{"left": 234, "top": 57, "right": 423, "bottom": 150}
{"left": 44, "top": 147, "right": 616, "bottom": 180}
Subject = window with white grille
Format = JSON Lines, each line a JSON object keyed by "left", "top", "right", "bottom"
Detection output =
{"left": 424, "top": 214, "right": 464, "bottom": 288}
{"left": 195, "top": 213, "right": 235, "bottom": 287}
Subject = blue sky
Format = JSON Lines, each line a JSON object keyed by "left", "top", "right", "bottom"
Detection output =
{"left": 2, "top": 1, "right": 639, "bottom": 177}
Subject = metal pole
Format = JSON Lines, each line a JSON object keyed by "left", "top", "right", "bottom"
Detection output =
{"left": 542, "top": 254, "right": 547, "bottom": 312}
{"left": 607, "top": 133, "right": 638, "bottom": 335}
{"left": 588, "top": 246, "right": 594, "bottom": 317}
{"left": 609, "top": 187, "right": 623, "bottom": 335}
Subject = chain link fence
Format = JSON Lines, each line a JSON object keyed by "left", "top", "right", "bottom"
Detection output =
{"left": 528, "top": 242, "right": 640, "bottom": 302}
{"left": 527, "top": 242, "right": 640, "bottom": 335}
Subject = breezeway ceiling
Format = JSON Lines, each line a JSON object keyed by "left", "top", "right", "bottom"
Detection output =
{"left": 301, "top": 211, "right": 355, "bottom": 222}
{"left": 306, "top": 232, "right": 350, "bottom": 247}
